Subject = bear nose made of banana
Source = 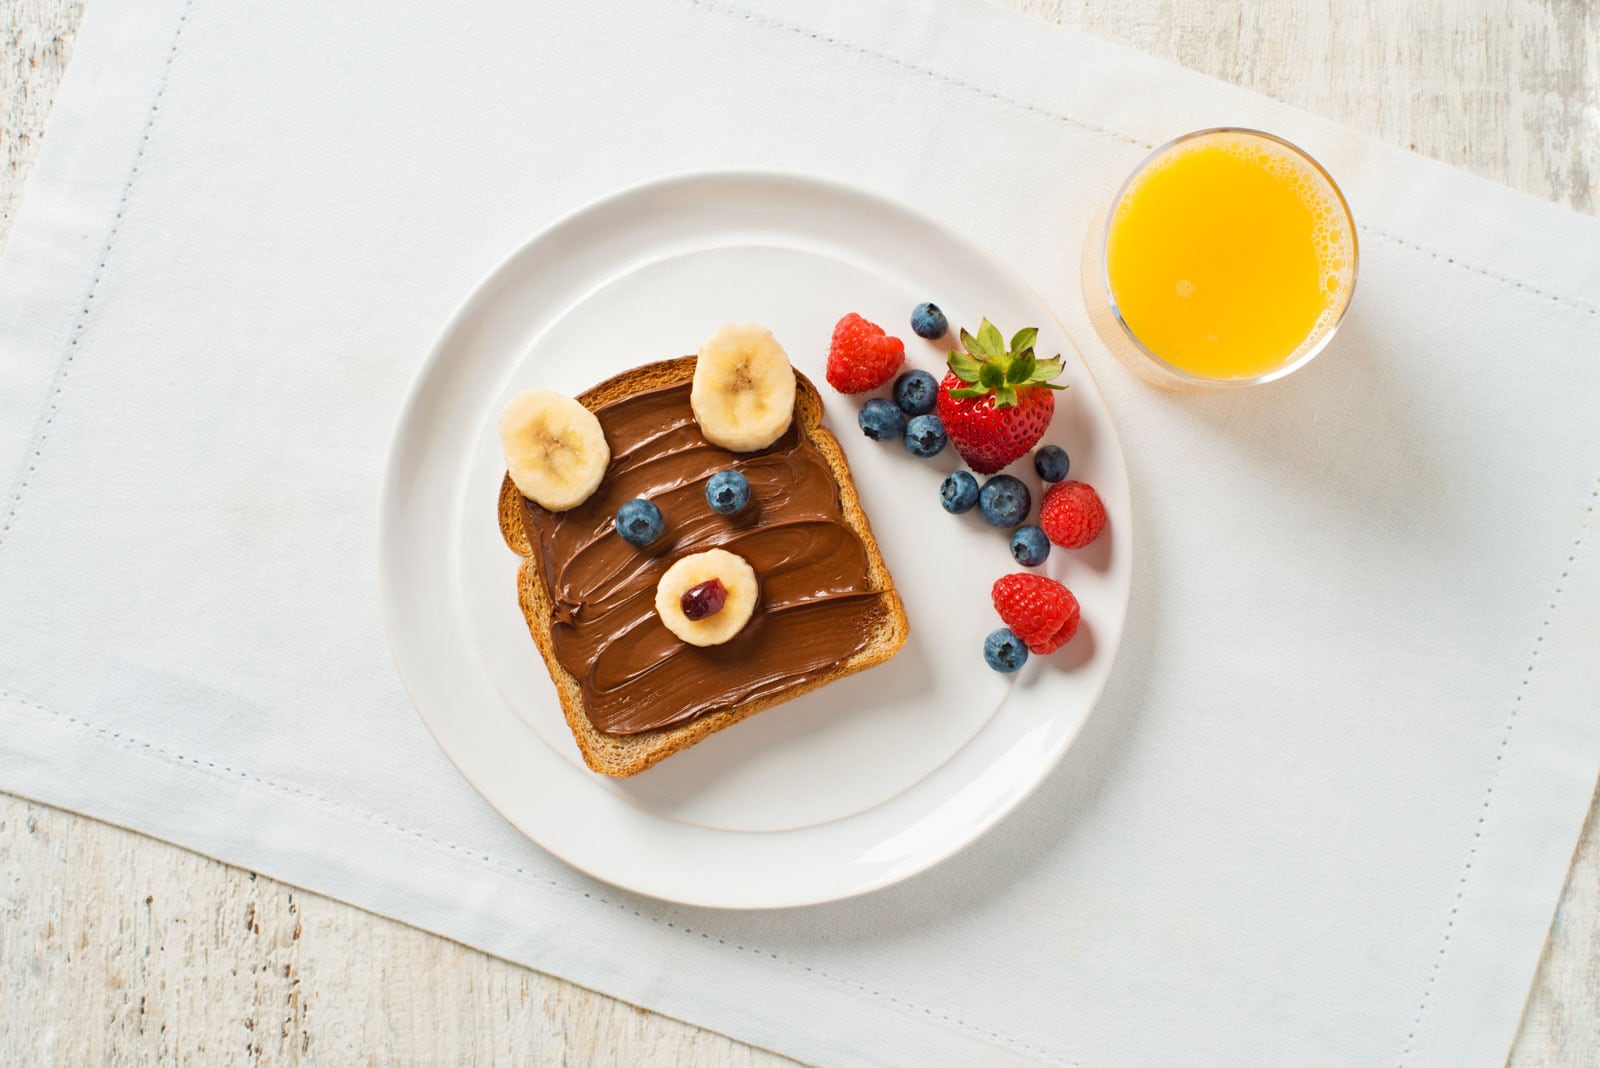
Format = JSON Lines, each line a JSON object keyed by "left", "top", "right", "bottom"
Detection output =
{"left": 654, "top": 548, "right": 760, "bottom": 647}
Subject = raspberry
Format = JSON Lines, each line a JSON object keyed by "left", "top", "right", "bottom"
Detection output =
{"left": 991, "top": 573, "right": 1080, "bottom": 654}
{"left": 826, "top": 313, "right": 905, "bottom": 394}
{"left": 1039, "top": 480, "right": 1106, "bottom": 550}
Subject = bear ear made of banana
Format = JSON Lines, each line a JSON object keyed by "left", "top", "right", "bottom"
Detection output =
{"left": 689, "top": 322, "right": 795, "bottom": 453}
{"left": 498, "top": 323, "right": 796, "bottom": 514}
{"left": 499, "top": 389, "right": 611, "bottom": 512}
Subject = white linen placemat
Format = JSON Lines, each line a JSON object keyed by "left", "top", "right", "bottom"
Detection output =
{"left": 3, "top": 0, "right": 1597, "bottom": 1063}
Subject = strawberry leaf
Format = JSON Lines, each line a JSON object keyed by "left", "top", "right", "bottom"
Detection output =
{"left": 948, "top": 349, "right": 984, "bottom": 382}
{"left": 976, "top": 319, "right": 1005, "bottom": 357}
{"left": 1006, "top": 351, "right": 1037, "bottom": 384}
{"left": 948, "top": 318, "right": 1063, "bottom": 406}
{"left": 1025, "top": 356, "right": 1065, "bottom": 384}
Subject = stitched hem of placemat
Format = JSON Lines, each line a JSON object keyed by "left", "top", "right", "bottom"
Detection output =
{"left": 0, "top": 0, "right": 196, "bottom": 553}
{"left": 1396, "top": 474, "right": 1600, "bottom": 1067}
{"left": 3, "top": 0, "right": 1598, "bottom": 1062}
{"left": 0, "top": 687, "right": 1076, "bottom": 1067}
{"left": 686, "top": 0, "right": 1600, "bottom": 321}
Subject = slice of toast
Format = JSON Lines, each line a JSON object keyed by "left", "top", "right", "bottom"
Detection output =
{"left": 498, "top": 357, "right": 908, "bottom": 777}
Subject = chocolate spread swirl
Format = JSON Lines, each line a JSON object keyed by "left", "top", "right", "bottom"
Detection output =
{"left": 518, "top": 377, "right": 886, "bottom": 734}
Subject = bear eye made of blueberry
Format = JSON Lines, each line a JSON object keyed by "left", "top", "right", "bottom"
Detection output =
{"left": 704, "top": 469, "right": 751, "bottom": 515}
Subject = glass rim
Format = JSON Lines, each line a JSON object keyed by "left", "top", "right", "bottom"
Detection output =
{"left": 1098, "top": 126, "right": 1360, "bottom": 388}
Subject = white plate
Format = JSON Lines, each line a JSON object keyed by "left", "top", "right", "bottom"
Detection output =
{"left": 379, "top": 172, "right": 1131, "bottom": 908}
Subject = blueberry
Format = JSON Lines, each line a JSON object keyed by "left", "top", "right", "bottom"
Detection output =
{"left": 705, "top": 469, "right": 751, "bottom": 515}
{"left": 903, "top": 413, "right": 947, "bottom": 458}
{"left": 1034, "top": 445, "right": 1070, "bottom": 483}
{"left": 892, "top": 369, "right": 939, "bottom": 415}
{"left": 858, "top": 398, "right": 907, "bottom": 442}
{"left": 910, "top": 302, "right": 949, "bottom": 340}
{"left": 1010, "top": 524, "right": 1051, "bottom": 566}
{"left": 939, "top": 470, "right": 979, "bottom": 514}
{"left": 978, "top": 474, "right": 1031, "bottom": 528}
{"left": 615, "top": 498, "right": 664, "bottom": 546}
{"left": 983, "top": 627, "right": 1030, "bottom": 673}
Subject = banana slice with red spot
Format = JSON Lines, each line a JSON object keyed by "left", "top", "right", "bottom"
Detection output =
{"left": 654, "top": 548, "right": 759, "bottom": 646}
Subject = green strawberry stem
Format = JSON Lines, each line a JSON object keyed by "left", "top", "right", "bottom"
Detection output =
{"left": 947, "top": 319, "right": 1067, "bottom": 408}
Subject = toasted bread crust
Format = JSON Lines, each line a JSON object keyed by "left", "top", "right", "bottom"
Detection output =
{"left": 498, "top": 357, "right": 908, "bottom": 777}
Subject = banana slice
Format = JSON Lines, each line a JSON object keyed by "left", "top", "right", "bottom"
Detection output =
{"left": 691, "top": 323, "right": 797, "bottom": 452}
{"left": 499, "top": 389, "right": 610, "bottom": 512}
{"left": 654, "top": 548, "right": 760, "bottom": 647}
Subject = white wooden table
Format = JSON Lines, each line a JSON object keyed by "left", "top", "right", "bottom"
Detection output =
{"left": 2, "top": 0, "right": 1596, "bottom": 1062}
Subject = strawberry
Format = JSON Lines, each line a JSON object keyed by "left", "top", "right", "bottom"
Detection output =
{"left": 1039, "top": 480, "right": 1106, "bottom": 549}
{"left": 991, "top": 572, "right": 1080, "bottom": 654}
{"left": 936, "top": 320, "right": 1067, "bottom": 474}
{"left": 826, "top": 313, "right": 905, "bottom": 394}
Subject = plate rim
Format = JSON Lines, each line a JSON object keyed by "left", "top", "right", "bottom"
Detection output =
{"left": 377, "top": 168, "right": 1132, "bottom": 908}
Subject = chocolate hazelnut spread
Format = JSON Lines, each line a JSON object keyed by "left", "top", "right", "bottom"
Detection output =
{"left": 517, "top": 377, "right": 887, "bottom": 735}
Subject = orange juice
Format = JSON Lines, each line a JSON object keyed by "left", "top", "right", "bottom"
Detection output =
{"left": 1102, "top": 130, "right": 1355, "bottom": 382}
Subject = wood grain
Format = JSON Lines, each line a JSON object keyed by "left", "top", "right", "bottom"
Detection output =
{"left": 0, "top": 0, "right": 83, "bottom": 236}
{"left": 0, "top": 804, "right": 782, "bottom": 1065}
{"left": 1, "top": 0, "right": 1596, "bottom": 1064}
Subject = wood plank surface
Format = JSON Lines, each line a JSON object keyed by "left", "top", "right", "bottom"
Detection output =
{"left": 1, "top": 0, "right": 1596, "bottom": 1063}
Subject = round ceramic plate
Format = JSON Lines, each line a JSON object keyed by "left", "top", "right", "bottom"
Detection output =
{"left": 379, "top": 172, "right": 1131, "bottom": 908}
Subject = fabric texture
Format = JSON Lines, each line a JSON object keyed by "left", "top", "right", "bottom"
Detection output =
{"left": 1, "top": 0, "right": 1597, "bottom": 1064}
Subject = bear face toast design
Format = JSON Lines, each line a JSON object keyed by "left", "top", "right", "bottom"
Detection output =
{"left": 498, "top": 355, "right": 907, "bottom": 778}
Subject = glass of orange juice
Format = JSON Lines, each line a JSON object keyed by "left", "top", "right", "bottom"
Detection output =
{"left": 1081, "top": 128, "right": 1357, "bottom": 389}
